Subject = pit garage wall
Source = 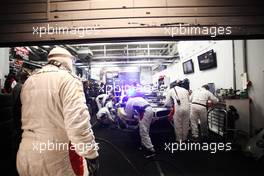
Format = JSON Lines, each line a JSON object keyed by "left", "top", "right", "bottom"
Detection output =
{"left": 153, "top": 39, "right": 264, "bottom": 131}
{"left": 246, "top": 40, "right": 264, "bottom": 130}
{"left": 153, "top": 40, "right": 234, "bottom": 90}
{"left": 0, "top": 48, "right": 10, "bottom": 89}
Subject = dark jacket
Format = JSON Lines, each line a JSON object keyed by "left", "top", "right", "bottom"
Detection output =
{"left": 0, "top": 93, "right": 15, "bottom": 173}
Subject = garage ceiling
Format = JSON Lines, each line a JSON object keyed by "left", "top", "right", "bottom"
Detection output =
{"left": 1, "top": 0, "right": 264, "bottom": 45}
{"left": 72, "top": 41, "right": 179, "bottom": 67}
{"left": 11, "top": 41, "right": 179, "bottom": 68}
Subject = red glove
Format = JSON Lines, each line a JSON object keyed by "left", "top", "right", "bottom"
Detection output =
{"left": 69, "top": 142, "right": 84, "bottom": 176}
{"left": 168, "top": 107, "right": 175, "bottom": 121}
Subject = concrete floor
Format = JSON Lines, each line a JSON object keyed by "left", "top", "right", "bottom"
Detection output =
{"left": 3, "top": 115, "right": 262, "bottom": 176}
{"left": 92, "top": 118, "right": 263, "bottom": 176}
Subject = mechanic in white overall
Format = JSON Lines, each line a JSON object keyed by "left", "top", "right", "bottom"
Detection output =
{"left": 164, "top": 85, "right": 190, "bottom": 142}
{"left": 17, "top": 47, "right": 99, "bottom": 176}
{"left": 96, "top": 100, "right": 115, "bottom": 124}
{"left": 190, "top": 84, "right": 219, "bottom": 139}
{"left": 95, "top": 93, "right": 113, "bottom": 110}
{"left": 125, "top": 96, "right": 155, "bottom": 158}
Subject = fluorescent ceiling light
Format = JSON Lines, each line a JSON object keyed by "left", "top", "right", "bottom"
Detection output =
{"left": 71, "top": 41, "right": 177, "bottom": 47}
{"left": 91, "top": 63, "right": 155, "bottom": 68}
{"left": 92, "top": 55, "right": 174, "bottom": 59}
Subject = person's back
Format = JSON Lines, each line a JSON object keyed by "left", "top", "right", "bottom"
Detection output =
{"left": 125, "top": 97, "right": 149, "bottom": 118}
{"left": 190, "top": 85, "right": 218, "bottom": 139}
{"left": 17, "top": 48, "right": 99, "bottom": 176}
{"left": 21, "top": 65, "right": 72, "bottom": 136}
{"left": 131, "top": 97, "right": 149, "bottom": 107}
{"left": 165, "top": 86, "right": 190, "bottom": 141}
{"left": 167, "top": 86, "right": 190, "bottom": 112}
{"left": 191, "top": 87, "right": 218, "bottom": 105}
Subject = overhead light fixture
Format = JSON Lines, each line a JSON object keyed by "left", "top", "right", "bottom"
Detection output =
{"left": 70, "top": 41, "right": 177, "bottom": 47}
{"left": 32, "top": 46, "right": 38, "bottom": 49}
{"left": 90, "top": 63, "right": 155, "bottom": 68}
{"left": 92, "top": 55, "right": 174, "bottom": 59}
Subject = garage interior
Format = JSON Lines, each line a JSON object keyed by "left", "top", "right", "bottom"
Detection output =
{"left": 0, "top": 0, "right": 264, "bottom": 176}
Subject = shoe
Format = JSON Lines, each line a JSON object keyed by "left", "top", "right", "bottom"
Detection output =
{"left": 145, "top": 150, "right": 156, "bottom": 159}
{"left": 190, "top": 136, "right": 200, "bottom": 142}
{"left": 142, "top": 147, "right": 156, "bottom": 159}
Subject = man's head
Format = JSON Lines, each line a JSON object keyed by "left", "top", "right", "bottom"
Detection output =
{"left": 48, "top": 47, "right": 75, "bottom": 71}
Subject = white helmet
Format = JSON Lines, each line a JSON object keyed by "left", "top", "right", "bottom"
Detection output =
{"left": 48, "top": 47, "right": 74, "bottom": 71}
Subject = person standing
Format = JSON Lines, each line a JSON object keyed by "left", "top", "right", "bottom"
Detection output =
{"left": 164, "top": 85, "right": 190, "bottom": 142}
{"left": 125, "top": 96, "right": 155, "bottom": 158}
{"left": 17, "top": 47, "right": 99, "bottom": 176}
{"left": 11, "top": 70, "right": 29, "bottom": 175}
{"left": 3, "top": 72, "right": 17, "bottom": 94}
{"left": 12, "top": 71, "right": 29, "bottom": 145}
{"left": 190, "top": 84, "right": 219, "bottom": 140}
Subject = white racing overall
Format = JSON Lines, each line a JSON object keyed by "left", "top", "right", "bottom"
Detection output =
{"left": 125, "top": 97, "right": 154, "bottom": 150}
{"left": 165, "top": 86, "right": 190, "bottom": 141}
{"left": 17, "top": 64, "right": 98, "bottom": 176}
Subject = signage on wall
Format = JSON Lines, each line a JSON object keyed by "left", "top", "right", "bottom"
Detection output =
{"left": 197, "top": 49, "right": 217, "bottom": 70}
{"left": 182, "top": 59, "right": 194, "bottom": 74}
